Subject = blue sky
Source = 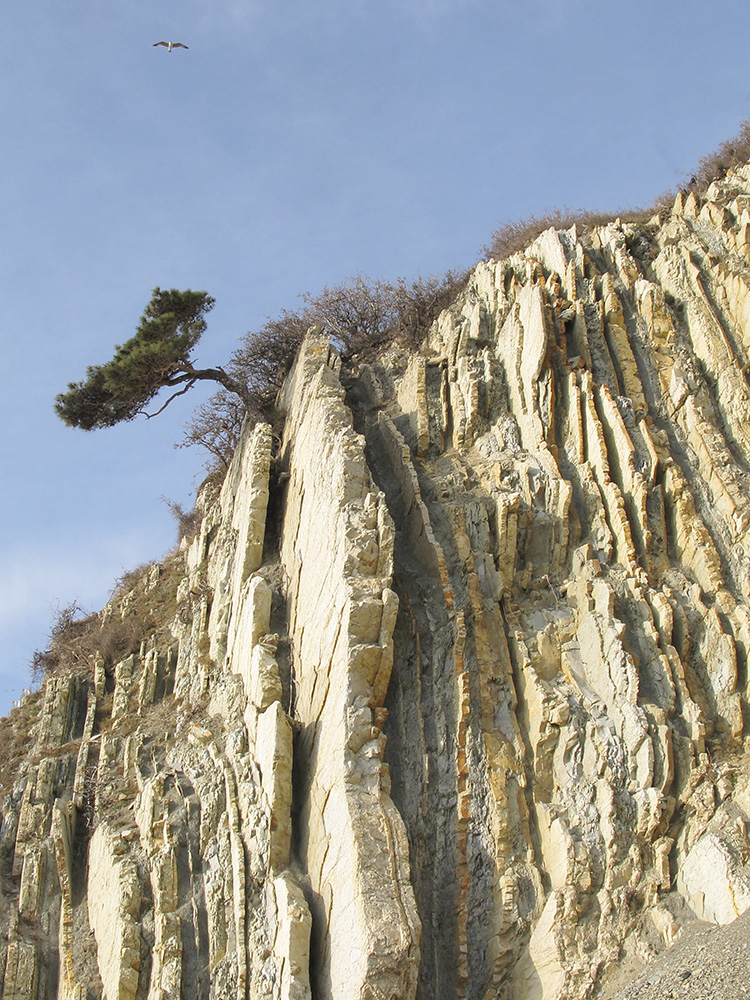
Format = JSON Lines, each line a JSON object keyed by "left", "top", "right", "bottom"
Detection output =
{"left": 2, "top": 0, "right": 749, "bottom": 716}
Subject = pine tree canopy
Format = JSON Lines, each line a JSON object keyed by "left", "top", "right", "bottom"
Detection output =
{"left": 54, "top": 288, "right": 250, "bottom": 430}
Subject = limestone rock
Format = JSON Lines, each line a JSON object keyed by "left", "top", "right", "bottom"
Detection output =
{"left": 87, "top": 824, "right": 142, "bottom": 1000}
{"left": 8, "top": 159, "right": 750, "bottom": 1000}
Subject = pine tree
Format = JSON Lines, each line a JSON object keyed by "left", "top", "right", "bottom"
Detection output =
{"left": 55, "top": 287, "right": 251, "bottom": 430}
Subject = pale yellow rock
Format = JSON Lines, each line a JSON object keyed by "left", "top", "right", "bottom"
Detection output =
{"left": 256, "top": 701, "right": 294, "bottom": 870}
{"left": 512, "top": 893, "right": 567, "bottom": 1000}
{"left": 278, "top": 332, "right": 420, "bottom": 1000}
{"left": 13, "top": 155, "right": 750, "bottom": 1000}
{"left": 18, "top": 846, "right": 44, "bottom": 922}
{"left": 112, "top": 654, "right": 135, "bottom": 720}
{"left": 677, "top": 831, "right": 750, "bottom": 924}
{"left": 395, "top": 354, "right": 430, "bottom": 455}
{"left": 2, "top": 938, "right": 39, "bottom": 1000}
{"left": 87, "top": 824, "right": 142, "bottom": 1000}
{"left": 267, "top": 873, "right": 313, "bottom": 1000}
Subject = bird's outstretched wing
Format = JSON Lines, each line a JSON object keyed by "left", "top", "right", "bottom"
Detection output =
{"left": 153, "top": 41, "right": 169, "bottom": 47}
{"left": 172, "top": 42, "right": 189, "bottom": 49}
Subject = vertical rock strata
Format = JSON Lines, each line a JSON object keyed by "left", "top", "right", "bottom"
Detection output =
{"left": 0, "top": 338, "right": 419, "bottom": 1000}
{"left": 277, "top": 334, "right": 420, "bottom": 999}
{"left": 0, "top": 418, "right": 313, "bottom": 1000}
{"left": 358, "top": 163, "right": 750, "bottom": 1000}
{"left": 5, "top": 163, "right": 750, "bottom": 999}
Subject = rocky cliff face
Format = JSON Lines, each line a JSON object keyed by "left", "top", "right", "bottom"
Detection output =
{"left": 5, "top": 164, "right": 750, "bottom": 1000}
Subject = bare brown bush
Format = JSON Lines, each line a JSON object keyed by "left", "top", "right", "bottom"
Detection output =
{"left": 484, "top": 120, "right": 750, "bottom": 263}
{"left": 179, "top": 271, "right": 466, "bottom": 469}
{"left": 303, "top": 271, "right": 467, "bottom": 357}
{"left": 178, "top": 310, "right": 310, "bottom": 470}
{"left": 162, "top": 496, "right": 200, "bottom": 542}
{"left": 30, "top": 600, "right": 97, "bottom": 681}
{"left": 485, "top": 208, "right": 600, "bottom": 260}
{"left": 387, "top": 272, "right": 469, "bottom": 350}
{"left": 95, "top": 616, "right": 146, "bottom": 668}
{"left": 30, "top": 602, "right": 143, "bottom": 684}
{"left": 29, "top": 558, "right": 183, "bottom": 688}
{"left": 229, "top": 309, "right": 311, "bottom": 409}
{"left": 177, "top": 388, "right": 247, "bottom": 473}
{"left": 691, "top": 119, "right": 750, "bottom": 191}
{"left": 111, "top": 562, "right": 152, "bottom": 597}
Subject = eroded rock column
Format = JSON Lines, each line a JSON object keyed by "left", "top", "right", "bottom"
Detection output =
{"left": 278, "top": 331, "right": 420, "bottom": 1000}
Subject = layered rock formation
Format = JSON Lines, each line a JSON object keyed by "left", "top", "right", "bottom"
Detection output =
{"left": 5, "top": 162, "right": 750, "bottom": 999}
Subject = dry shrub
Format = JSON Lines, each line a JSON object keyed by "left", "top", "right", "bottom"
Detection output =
{"left": 29, "top": 557, "right": 183, "bottom": 687}
{"left": 484, "top": 119, "right": 750, "bottom": 263}
{"left": 30, "top": 603, "right": 142, "bottom": 683}
{"left": 231, "top": 308, "right": 312, "bottom": 407}
{"left": 485, "top": 208, "right": 603, "bottom": 260}
{"left": 111, "top": 562, "right": 152, "bottom": 597}
{"left": 96, "top": 616, "right": 145, "bottom": 668}
{"left": 162, "top": 496, "right": 200, "bottom": 542}
{"left": 180, "top": 270, "right": 466, "bottom": 469}
{"left": 30, "top": 601, "right": 97, "bottom": 681}
{"left": 304, "top": 271, "right": 467, "bottom": 357}
{"left": 179, "top": 309, "right": 311, "bottom": 471}
{"left": 691, "top": 118, "right": 750, "bottom": 192}
{"left": 177, "top": 119, "right": 750, "bottom": 472}
{"left": 177, "top": 388, "right": 247, "bottom": 473}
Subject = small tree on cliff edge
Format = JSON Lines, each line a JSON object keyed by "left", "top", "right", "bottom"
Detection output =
{"left": 55, "top": 287, "right": 253, "bottom": 430}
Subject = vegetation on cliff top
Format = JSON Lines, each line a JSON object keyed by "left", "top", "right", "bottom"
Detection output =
{"left": 56, "top": 272, "right": 466, "bottom": 469}
{"left": 55, "top": 120, "right": 750, "bottom": 468}
{"left": 180, "top": 270, "right": 467, "bottom": 468}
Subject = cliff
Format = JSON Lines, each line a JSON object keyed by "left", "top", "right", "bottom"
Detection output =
{"left": 5, "top": 162, "right": 750, "bottom": 1000}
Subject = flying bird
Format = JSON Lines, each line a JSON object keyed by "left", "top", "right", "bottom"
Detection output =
{"left": 153, "top": 41, "right": 189, "bottom": 52}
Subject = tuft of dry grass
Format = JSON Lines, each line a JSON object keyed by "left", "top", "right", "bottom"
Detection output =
{"left": 161, "top": 496, "right": 200, "bottom": 543}
{"left": 482, "top": 199, "right": 674, "bottom": 262}
{"left": 483, "top": 119, "right": 750, "bottom": 263}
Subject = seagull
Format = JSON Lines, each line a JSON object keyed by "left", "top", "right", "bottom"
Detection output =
{"left": 153, "top": 41, "right": 189, "bottom": 52}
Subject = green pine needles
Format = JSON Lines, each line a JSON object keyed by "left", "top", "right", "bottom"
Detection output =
{"left": 55, "top": 287, "right": 250, "bottom": 430}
